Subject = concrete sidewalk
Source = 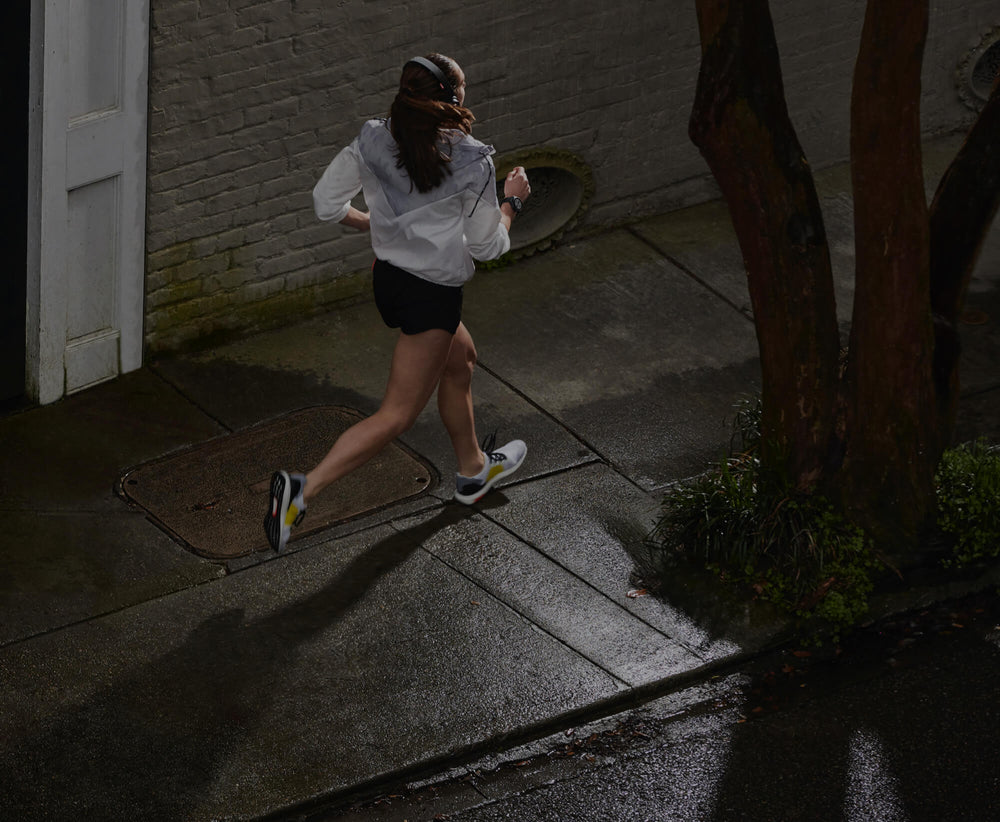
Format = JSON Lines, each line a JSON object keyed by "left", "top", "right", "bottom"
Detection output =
{"left": 1, "top": 134, "right": 998, "bottom": 821}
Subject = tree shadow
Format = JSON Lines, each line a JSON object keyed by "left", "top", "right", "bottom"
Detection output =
{"left": 707, "top": 597, "right": 1000, "bottom": 821}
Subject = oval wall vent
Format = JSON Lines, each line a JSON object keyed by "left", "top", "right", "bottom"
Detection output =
{"left": 492, "top": 148, "right": 593, "bottom": 257}
{"left": 957, "top": 26, "right": 1000, "bottom": 112}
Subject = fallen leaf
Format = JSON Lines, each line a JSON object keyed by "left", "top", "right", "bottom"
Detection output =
{"left": 191, "top": 497, "right": 221, "bottom": 511}
{"left": 796, "top": 576, "right": 836, "bottom": 610}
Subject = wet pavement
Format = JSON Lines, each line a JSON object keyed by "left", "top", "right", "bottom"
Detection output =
{"left": 0, "top": 133, "right": 998, "bottom": 821}
{"left": 315, "top": 591, "right": 1000, "bottom": 822}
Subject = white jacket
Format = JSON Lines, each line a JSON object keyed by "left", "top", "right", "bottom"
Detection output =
{"left": 313, "top": 119, "right": 510, "bottom": 286}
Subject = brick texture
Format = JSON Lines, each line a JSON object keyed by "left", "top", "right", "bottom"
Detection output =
{"left": 144, "top": 0, "right": 998, "bottom": 351}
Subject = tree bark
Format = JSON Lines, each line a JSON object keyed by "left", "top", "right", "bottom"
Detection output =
{"left": 842, "top": 0, "right": 935, "bottom": 545}
{"left": 929, "top": 76, "right": 1000, "bottom": 449}
{"left": 689, "top": 0, "right": 840, "bottom": 489}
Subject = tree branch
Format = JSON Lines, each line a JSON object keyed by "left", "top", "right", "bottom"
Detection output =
{"left": 929, "top": 75, "right": 1000, "bottom": 443}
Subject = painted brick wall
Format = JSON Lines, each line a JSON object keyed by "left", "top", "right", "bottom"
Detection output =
{"left": 144, "top": 0, "right": 997, "bottom": 351}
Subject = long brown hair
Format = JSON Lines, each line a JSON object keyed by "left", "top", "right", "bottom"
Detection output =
{"left": 389, "top": 54, "right": 475, "bottom": 193}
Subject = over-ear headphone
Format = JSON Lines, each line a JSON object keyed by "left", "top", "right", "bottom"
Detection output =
{"left": 405, "top": 56, "right": 459, "bottom": 105}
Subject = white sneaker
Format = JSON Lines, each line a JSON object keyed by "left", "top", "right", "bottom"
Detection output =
{"left": 454, "top": 435, "right": 527, "bottom": 505}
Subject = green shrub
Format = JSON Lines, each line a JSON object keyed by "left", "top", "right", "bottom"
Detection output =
{"left": 646, "top": 398, "right": 878, "bottom": 642}
{"left": 935, "top": 439, "right": 1000, "bottom": 567}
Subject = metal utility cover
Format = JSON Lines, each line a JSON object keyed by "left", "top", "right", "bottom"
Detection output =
{"left": 119, "top": 407, "right": 434, "bottom": 559}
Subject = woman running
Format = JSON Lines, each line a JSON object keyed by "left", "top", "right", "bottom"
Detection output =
{"left": 264, "top": 53, "right": 531, "bottom": 553}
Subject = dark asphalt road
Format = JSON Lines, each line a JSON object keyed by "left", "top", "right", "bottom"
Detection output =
{"left": 305, "top": 589, "right": 1000, "bottom": 822}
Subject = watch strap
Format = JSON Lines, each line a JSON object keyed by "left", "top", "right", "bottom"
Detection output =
{"left": 501, "top": 196, "right": 522, "bottom": 214}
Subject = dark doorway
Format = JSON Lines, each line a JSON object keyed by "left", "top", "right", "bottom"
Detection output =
{"left": 0, "top": 3, "right": 30, "bottom": 406}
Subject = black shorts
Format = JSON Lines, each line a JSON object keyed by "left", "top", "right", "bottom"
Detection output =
{"left": 372, "top": 259, "right": 463, "bottom": 335}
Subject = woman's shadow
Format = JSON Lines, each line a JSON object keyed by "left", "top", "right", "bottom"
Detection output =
{"left": 0, "top": 505, "right": 473, "bottom": 821}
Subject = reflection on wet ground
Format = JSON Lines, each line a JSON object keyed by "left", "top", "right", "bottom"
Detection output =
{"left": 313, "top": 589, "right": 1000, "bottom": 822}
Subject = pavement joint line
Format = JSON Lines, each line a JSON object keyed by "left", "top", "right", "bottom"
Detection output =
{"left": 0, "top": 567, "right": 229, "bottom": 652}
{"left": 625, "top": 224, "right": 755, "bottom": 323}
{"left": 477, "top": 358, "right": 655, "bottom": 498}
{"left": 416, "top": 540, "right": 633, "bottom": 689}
{"left": 475, "top": 357, "right": 626, "bottom": 474}
{"left": 470, "top": 484, "right": 705, "bottom": 662}
{"left": 147, "top": 361, "right": 235, "bottom": 434}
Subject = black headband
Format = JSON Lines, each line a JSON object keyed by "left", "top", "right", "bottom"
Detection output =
{"left": 405, "top": 56, "right": 459, "bottom": 105}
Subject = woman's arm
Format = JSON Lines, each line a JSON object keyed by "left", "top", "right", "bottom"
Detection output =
{"left": 466, "top": 165, "right": 532, "bottom": 260}
{"left": 313, "top": 142, "right": 364, "bottom": 223}
{"left": 339, "top": 206, "right": 371, "bottom": 232}
{"left": 499, "top": 167, "right": 531, "bottom": 231}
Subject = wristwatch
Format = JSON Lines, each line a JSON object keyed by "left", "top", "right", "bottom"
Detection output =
{"left": 501, "top": 196, "right": 523, "bottom": 215}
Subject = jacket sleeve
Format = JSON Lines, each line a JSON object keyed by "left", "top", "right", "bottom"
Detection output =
{"left": 463, "top": 162, "right": 511, "bottom": 261}
{"left": 313, "top": 140, "right": 363, "bottom": 222}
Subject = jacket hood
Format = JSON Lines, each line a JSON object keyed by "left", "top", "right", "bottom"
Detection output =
{"left": 356, "top": 119, "right": 495, "bottom": 215}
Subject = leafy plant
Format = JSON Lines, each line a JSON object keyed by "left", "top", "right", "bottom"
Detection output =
{"left": 647, "top": 398, "right": 879, "bottom": 642}
{"left": 935, "top": 439, "right": 1000, "bottom": 567}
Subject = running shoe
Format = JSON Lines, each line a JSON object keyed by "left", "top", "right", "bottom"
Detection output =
{"left": 264, "top": 470, "right": 307, "bottom": 552}
{"left": 454, "top": 434, "right": 527, "bottom": 505}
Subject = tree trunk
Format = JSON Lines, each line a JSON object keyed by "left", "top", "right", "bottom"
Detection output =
{"left": 689, "top": 0, "right": 840, "bottom": 490}
{"left": 688, "top": 0, "right": 997, "bottom": 555}
{"left": 929, "top": 76, "right": 1000, "bottom": 450}
{"left": 841, "top": 0, "right": 936, "bottom": 546}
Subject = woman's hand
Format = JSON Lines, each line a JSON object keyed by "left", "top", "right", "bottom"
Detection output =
{"left": 503, "top": 166, "right": 531, "bottom": 201}
{"left": 500, "top": 167, "right": 530, "bottom": 229}
{"left": 339, "top": 207, "right": 371, "bottom": 232}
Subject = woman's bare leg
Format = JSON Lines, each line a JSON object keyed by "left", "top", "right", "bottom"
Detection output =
{"left": 303, "top": 328, "right": 454, "bottom": 501}
{"left": 437, "top": 322, "right": 486, "bottom": 477}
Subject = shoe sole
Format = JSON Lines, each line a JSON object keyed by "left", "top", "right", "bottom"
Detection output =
{"left": 264, "top": 470, "right": 291, "bottom": 552}
{"left": 453, "top": 453, "right": 525, "bottom": 505}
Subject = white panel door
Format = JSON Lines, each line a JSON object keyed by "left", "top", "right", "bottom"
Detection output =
{"left": 29, "top": 0, "right": 148, "bottom": 402}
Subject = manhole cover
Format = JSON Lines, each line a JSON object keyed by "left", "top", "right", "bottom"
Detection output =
{"left": 119, "top": 407, "right": 435, "bottom": 560}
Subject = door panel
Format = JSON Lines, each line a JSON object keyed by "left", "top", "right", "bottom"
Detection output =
{"left": 29, "top": 0, "right": 148, "bottom": 402}
{"left": 68, "top": 0, "right": 122, "bottom": 119}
